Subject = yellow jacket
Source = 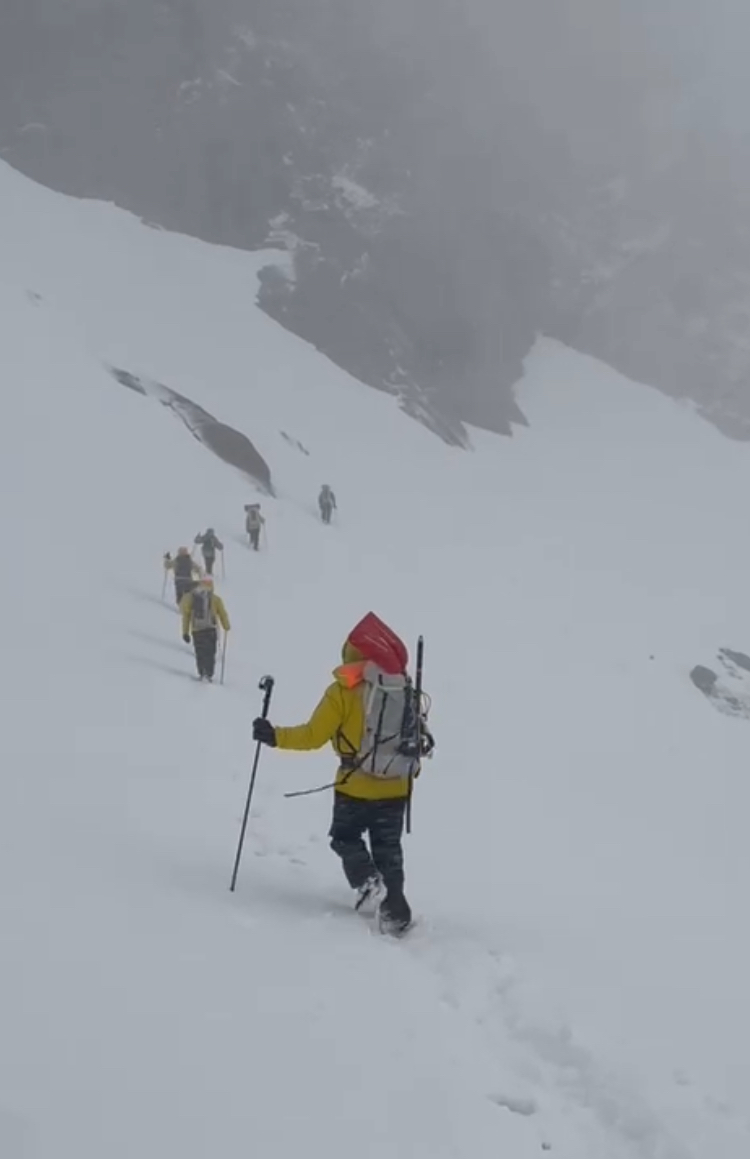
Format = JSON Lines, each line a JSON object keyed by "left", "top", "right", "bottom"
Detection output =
{"left": 275, "top": 662, "right": 411, "bottom": 801}
{"left": 180, "top": 591, "right": 230, "bottom": 635}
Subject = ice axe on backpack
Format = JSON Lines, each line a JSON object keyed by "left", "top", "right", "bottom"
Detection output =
{"left": 406, "top": 635, "right": 424, "bottom": 834}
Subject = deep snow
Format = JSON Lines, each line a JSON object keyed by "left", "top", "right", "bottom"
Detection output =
{"left": 1, "top": 159, "right": 749, "bottom": 1159}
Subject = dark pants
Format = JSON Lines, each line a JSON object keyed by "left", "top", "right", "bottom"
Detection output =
{"left": 193, "top": 628, "right": 218, "bottom": 678}
{"left": 320, "top": 505, "right": 332, "bottom": 524}
{"left": 329, "top": 793, "right": 407, "bottom": 896}
{"left": 203, "top": 553, "right": 215, "bottom": 576}
{"left": 175, "top": 577, "right": 196, "bottom": 605}
{"left": 248, "top": 528, "right": 260, "bottom": 550}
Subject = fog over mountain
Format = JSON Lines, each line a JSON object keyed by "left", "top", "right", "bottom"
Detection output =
{"left": 3, "top": 0, "right": 749, "bottom": 442}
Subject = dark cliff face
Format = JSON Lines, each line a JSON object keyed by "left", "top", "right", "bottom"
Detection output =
{"left": 2, "top": 0, "right": 749, "bottom": 442}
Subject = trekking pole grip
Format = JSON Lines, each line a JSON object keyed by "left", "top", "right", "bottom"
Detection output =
{"left": 259, "top": 674, "right": 274, "bottom": 718}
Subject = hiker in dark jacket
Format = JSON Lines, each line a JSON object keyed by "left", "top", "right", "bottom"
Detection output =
{"left": 194, "top": 528, "right": 223, "bottom": 576}
{"left": 244, "top": 504, "right": 265, "bottom": 550}
{"left": 164, "top": 546, "right": 202, "bottom": 605}
{"left": 318, "top": 484, "right": 337, "bottom": 525}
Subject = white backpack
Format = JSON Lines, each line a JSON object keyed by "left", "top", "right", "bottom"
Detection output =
{"left": 352, "top": 663, "right": 420, "bottom": 780}
{"left": 191, "top": 589, "right": 217, "bottom": 632}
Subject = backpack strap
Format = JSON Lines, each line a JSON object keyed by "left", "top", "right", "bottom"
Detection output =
{"left": 368, "top": 677, "right": 389, "bottom": 772}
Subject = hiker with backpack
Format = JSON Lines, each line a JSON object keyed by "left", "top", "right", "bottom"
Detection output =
{"left": 318, "top": 484, "right": 337, "bottom": 525}
{"left": 164, "top": 546, "right": 202, "bottom": 606}
{"left": 252, "top": 613, "right": 434, "bottom": 934}
{"left": 244, "top": 503, "right": 265, "bottom": 551}
{"left": 180, "top": 576, "right": 230, "bottom": 682}
{"left": 194, "top": 528, "right": 223, "bottom": 576}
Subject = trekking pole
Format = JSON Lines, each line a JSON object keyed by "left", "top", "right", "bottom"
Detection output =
{"left": 220, "top": 632, "right": 228, "bottom": 685}
{"left": 161, "top": 568, "right": 168, "bottom": 601}
{"left": 221, "top": 550, "right": 226, "bottom": 580}
{"left": 405, "top": 635, "right": 424, "bottom": 836}
{"left": 230, "top": 675, "right": 275, "bottom": 892}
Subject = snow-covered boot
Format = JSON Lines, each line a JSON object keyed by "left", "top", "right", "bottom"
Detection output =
{"left": 354, "top": 874, "right": 384, "bottom": 915}
{"left": 379, "top": 889, "right": 412, "bottom": 935}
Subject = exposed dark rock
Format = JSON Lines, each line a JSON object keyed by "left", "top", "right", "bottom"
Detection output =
{"left": 719, "top": 648, "right": 750, "bottom": 675}
{"left": 110, "top": 368, "right": 147, "bottom": 397}
{"left": 196, "top": 420, "right": 272, "bottom": 490}
{"left": 108, "top": 365, "right": 273, "bottom": 491}
{"left": 690, "top": 665, "right": 717, "bottom": 696}
{"left": 280, "top": 431, "right": 310, "bottom": 456}
{"left": 691, "top": 650, "right": 750, "bottom": 719}
{"left": 5, "top": 2, "right": 750, "bottom": 442}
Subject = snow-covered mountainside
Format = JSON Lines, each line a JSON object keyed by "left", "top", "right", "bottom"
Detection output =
{"left": 2, "top": 160, "right": 749, "bottom": 1159}
{"left": 4, "top": 1, "right": 750, "bottom": 441}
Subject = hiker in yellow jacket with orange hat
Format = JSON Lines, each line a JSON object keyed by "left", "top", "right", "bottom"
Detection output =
{"left": 180, "top": 576, "right": 230, "bottom": 682}
{"left": 253, "top": 613, "right": 434, "bottom": 933}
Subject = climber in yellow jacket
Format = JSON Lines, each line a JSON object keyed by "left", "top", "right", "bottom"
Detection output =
{"left": 180, "top": 576, "right": 230, "bottom": 682}
{"left": 253, "top": 636, "right": 432, "bottom": 933}
{"left": 272, "top": 642, "right": 409, "bottom": 804}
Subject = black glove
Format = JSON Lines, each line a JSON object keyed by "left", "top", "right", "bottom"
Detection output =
{"left": 182, "top": 634, "right": 191, "bottom": 644}
{"left": 253, "top": 717, "right": 277, "bottom": 747}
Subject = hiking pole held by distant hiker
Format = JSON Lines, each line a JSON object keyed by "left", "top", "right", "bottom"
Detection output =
{"left": 230, "top": 675, "right": 275, "bottom": 892}
{"left": 221, "top": 550, "right": 226, "bottom": 580}
{"left": 220, "top": 631, "right": 229, "bottom": 685}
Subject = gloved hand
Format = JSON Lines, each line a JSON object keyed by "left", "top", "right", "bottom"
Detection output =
{"left": 253, "top": 717, "right": 277, "bottom": 747}
{"left": 182, "top": 634, "right": 191, "bottom": 644}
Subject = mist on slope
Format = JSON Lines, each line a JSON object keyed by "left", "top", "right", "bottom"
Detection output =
{"left": 2, "top": 0, "right": 750, "bottom": 436}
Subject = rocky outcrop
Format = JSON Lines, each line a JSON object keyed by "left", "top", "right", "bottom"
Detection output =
{"left": 3, "top": 1, "right": 750, "bottom": 442}
{"left": 109, "top": 367, "right": 274, "bottom": 491}
{"left": 690, "top": 648, "right": 750, "bottom": 718}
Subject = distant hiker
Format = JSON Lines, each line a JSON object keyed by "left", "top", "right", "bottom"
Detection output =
{"left": 244, "top": 503, "right": 265, "bottom": 551}
{"left": 164, "top": 546, "right": 202, "bottom": 606}
{"left": 252, "top": 613, "right": 434, "bottom": 934}
{"left": 180, "top": 576, "right": 230, "bottom": 682}
{"left": 318, "top": 484, "right": 337, "bottom": 525}
{"left": 194, "top": 527, "right": 224, "bottom": 576}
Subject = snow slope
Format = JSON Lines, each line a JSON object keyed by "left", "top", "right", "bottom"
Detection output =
{"left": 1, "top": 159, "right": 749, "bottom": 1159}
